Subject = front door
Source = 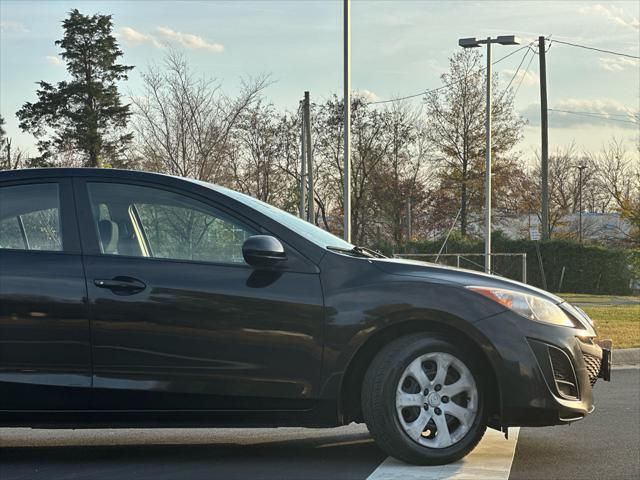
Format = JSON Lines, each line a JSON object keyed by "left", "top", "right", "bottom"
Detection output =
{"left": 0, "top": 179, "right": 91, "bottom": 410}
{"left": 75, "top": 179, "right": 324, "bottom": 411}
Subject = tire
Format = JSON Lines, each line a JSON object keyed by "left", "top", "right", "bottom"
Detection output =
{"left": 362, "top": 334, "right": 487, "bottom": 465}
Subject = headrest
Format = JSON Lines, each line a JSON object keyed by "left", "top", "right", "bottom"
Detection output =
{"left": 98, "top": 220, "right": 119, "bottom": 254}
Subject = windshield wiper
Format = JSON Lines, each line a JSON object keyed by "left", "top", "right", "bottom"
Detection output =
{"left": 326, "top": 245, "right": 386, "bottom": 259}
{"left": 354, "top": 245, "right": 386, "bottom": 258}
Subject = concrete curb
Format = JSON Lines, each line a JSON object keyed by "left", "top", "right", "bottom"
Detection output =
{"left": 614, "top": 348, "right": 640, "bottom": 367}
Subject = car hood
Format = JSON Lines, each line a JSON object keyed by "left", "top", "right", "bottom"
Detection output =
{"left": 373, "top": 257, "right": 564, "bottom": 305}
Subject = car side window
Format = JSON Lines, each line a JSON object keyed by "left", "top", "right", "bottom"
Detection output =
{"left": 87, "top": 182, "right": 256, "bottom": 264}
{"left": 0, "top": 183, "right": 63, "bottom": 251}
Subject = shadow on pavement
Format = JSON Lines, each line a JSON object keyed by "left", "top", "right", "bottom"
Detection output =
{"left": 0, "top": 430, "right": 386, "bottom": 480}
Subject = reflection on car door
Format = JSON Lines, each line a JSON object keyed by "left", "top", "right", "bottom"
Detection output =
{"left": 0, "top": 179, "right": 91, "bottom": 410}
{"left": 75, "top": 179, "right": 324, "bottom": 411}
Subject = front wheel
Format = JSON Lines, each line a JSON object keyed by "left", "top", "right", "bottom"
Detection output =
{"left": 362, "top": 334, "right": 487, "bottom": 465}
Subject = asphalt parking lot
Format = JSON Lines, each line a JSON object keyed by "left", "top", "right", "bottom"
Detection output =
{"left": 1, "top": 368, "right": 638, "bottom": 480}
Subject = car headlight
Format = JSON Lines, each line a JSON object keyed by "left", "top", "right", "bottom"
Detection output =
{"left": 574, "top": 306, "right": 593, "bottom": 325}
{"left": 467, "top": 287, "right": 575, "bottom": 327}
{"left": 561, "top": 302, "right": 595, "bottom": 329}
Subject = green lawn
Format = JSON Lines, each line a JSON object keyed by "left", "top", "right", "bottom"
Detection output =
{"left": 560, "top": 293, "right": 640, "bottom": 305}
{"left": 558, "top": 294, "right": 640, "bottom": 349}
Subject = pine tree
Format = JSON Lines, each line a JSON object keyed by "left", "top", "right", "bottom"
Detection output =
{"left": 17, "top": 9, "right": 133, "bottom": 167}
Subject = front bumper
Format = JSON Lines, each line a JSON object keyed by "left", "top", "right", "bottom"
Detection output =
{"left": 581, "top": 338, "right": 612, "bottom": 383}
{"left": 527, "top": 337, "right": 612, "bottom": 421}
{"left": 474, "top": 311, "right": 612, "bottom": 427}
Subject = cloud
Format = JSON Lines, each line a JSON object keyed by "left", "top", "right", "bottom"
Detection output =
{"left": 118, "top": 27, "right": 163, "bottom": 48}
{"left": 116, "top": 26, "right": 224, "bottom": 53}
{"left": 521, "top": 98, "right": 638, "bottom": 130}
{"left": 354, "top": 89, "right": 379, "bottom": 102}
{"left": 579, "top": 4, "right": 640, "bottom": 30}
{"left": 44, "top": 55, "right": 64, "bottom": 66}
{"left": 0, "top": 21, "right": 29, "bottom": 34}
{"left": 501, "top": 68, "right": 538, "bottom": 87}
{"left": 598, "top": 56, "right": 639, "bottom": 72}
{"left": 156, "top": 27, "right": 224, "bottom": 53}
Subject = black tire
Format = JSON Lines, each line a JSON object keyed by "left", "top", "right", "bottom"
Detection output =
{"left": 362, "top": 334, "right": 487, "bottom": 465}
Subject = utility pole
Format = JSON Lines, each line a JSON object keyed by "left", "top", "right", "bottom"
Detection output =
{"left": 539, "top": 36, "right": 550, "bottom": 241}
{"left": 577, "top": 164, "right": 587, "bottom": 243}
{"left": 303, "top": 92, "right": 314, "bottom": 224}
{"left": 343, "top": 0, "right": 351, "bottom": 242}
{"left": 406, "top": 197, "right": 412, "bottom": 243}
{"left": 299, "top": 100, "right": 306, "bottom": 219}
{"left": 6, "top": 138, "right": 11, "bottom": 170}
{"left": 459, "top": 35, "right": 519, "bottom": 273}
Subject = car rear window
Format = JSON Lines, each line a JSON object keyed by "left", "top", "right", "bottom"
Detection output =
{"left": 0, "top": 183, "right": 62, "bottom": 252}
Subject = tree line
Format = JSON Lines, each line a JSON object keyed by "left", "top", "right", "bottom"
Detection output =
{"left": 1, "top": 9, "right": 638, "bottom": 247}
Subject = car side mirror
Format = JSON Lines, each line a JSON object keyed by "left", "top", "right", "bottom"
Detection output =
{"left": 242, "top": 235, "right": 287, "bottom": 268}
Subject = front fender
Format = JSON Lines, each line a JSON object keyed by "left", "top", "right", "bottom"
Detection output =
{"left": 317, "top": 254, "right": 506, "bottom": 400}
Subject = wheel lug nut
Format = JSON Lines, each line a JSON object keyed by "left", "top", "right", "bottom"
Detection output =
{"left": 423, "top": 389, "right": 429, "bottom": 395}
{"left": 435, "top": 407, "right": 442, "bottom": 415}
{"left": 435, "top": 385, "right": 442, "bottom": 392}
{"left": 442, "top": 396, "right": 449, "bottom": 403}
{"left": 423, "top": 404, "right": 429, "bottom": 410}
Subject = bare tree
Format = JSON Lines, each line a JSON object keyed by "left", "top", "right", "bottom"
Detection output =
{"left": 229, "top": 100, "right": 301, "bottom": 210}
{"left": 531, "top": 143, "right": 599, "bottom": 237}
{"left": 372, "top": 102, "right": 436, "bottom": 245}
{"left": 131, "top": 49, "right": 269, "bottom": 183}
{"left": 424, "top": 49, "right": 525, "bottom": 236}
{"left": 0, "top": 116, "right": 28, "bottom": 170}
{"left": 592, "top": 138, "right": 640, "bottom": 244}
{"left": 312, "top": 95, "right": 397, "bottom": 243}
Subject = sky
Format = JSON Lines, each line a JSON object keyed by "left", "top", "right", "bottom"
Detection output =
{"left": 1, "top": 0, "right": 638, "bottom": 164}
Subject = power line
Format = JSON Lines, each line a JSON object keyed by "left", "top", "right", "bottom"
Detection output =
{"left": 548, "top": 108, "right": 638, "bottom": 124}
{"left": 549, "top": 109, "right": 637, "bottom": 119}
{"left": 367, "top": 42, "right": 535, "bottom": 105}
{"left": 497, "top": 46, "right": 534, "bottom": 103}
{"left": 550, "top": 39, "right": 639, "bottom": 59}
{"left": 513, "top": 47, "right": 536, "bottom": 98}
{"left": 366, "top": 38, "right": 637, "bottom": 107}
{"left": 367, "top": 84, "right": 447, "bottom": 105}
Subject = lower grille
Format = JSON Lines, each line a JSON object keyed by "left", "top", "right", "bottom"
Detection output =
{"left": 582, "top": 352, "right": 601, "bottom": 387}
{"left": 548, "top": 346, "right": 579, "bottom": 399}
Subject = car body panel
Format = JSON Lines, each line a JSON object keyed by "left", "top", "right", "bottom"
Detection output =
{"left": 316, "top": 252, "right": 507, "bottom": 399}
{"left": 373, "top": 257, "right": 565, "bottom": 304}
{"left": 0, "top": 177, "right": 91, "bottom": 410}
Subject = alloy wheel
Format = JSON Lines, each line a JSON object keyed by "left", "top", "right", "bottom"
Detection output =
{"left": 395, "top": 351, "right": 478, "bottom": 448}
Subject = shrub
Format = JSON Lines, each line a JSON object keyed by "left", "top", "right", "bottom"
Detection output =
{"left": 395, "top": 234, "right": 637, "bottom": 295}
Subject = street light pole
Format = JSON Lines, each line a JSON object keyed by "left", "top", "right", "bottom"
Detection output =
{"left": 484, "top": 38, "right": 492, "bottom": 273}
{"left": 459, "top": 35, "right": 520, "bottom": 273}
{"left": 343, "top": 0, "right": 351, "bottom": 242}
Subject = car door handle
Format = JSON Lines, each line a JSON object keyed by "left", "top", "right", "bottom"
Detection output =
{"left": 94, "top": 277, "right": 146, "bottom": 295}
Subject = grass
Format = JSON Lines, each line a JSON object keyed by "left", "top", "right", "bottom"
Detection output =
{"left": 580, "top": 305, "right": 640, "bottom": 349}
{"left": 559, "top": 293, "right": 640, "bottom": 305}
{"left": 557, "top": 294, "right": 640, "bottom": 349}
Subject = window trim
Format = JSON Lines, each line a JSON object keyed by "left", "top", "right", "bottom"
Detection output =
{"left": 16, "top": 215, "right": 29, "bottom": 249}
{"left": 128, "top": 204, "right": 152, "bottom": 257}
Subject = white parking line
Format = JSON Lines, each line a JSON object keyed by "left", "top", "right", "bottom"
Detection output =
{"left": 367, "top": 427, "right": 520, "bottom": 480}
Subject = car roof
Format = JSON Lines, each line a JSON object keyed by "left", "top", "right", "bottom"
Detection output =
{"left": 0, "top": 167, "right": 327, "bottom": 265}
{"left": 0, "top": 167, "right": 206, "bottom": 185}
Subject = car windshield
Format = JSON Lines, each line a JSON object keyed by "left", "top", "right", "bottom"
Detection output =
{"left": 196, "top": 182, "right": 355, "bottom": 251}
